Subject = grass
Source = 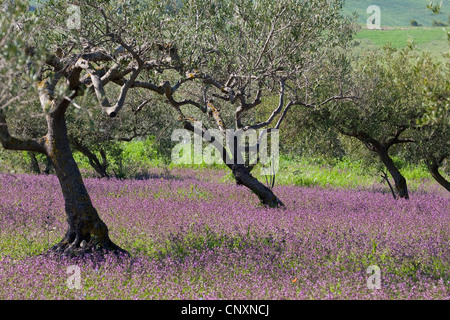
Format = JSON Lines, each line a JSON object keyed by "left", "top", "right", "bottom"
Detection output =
{"left": 353, "top": 27, "right": 449, "bottom": 60}
{"left": 105, "top": 139, "right": 440, "bottom": 193}
{"left": 0, "top": 134, "right": 443, "bottom": 195}
{"left": 221, "top": 155, "right": 435, "bottom": 193}
{"left": 5, "top": 136, "right": 442, "bottom": 192}
{"left": 343, "top": 1, "right": 449, "bottom": 61}
{"left": 355, "top": 27, "right": 448, "bottom": 48}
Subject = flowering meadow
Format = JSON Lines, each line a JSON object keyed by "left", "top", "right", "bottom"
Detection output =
{"left": 0, "top": 171, "right": 448, "bottom": 300}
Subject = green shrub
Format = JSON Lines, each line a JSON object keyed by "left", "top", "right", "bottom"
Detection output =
{"left": 432, "top": 20, "right": 447, "bottom": 27}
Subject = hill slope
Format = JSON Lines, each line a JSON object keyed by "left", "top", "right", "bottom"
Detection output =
{"left": 343, "top": 0, "right": 449, "bottom": 27}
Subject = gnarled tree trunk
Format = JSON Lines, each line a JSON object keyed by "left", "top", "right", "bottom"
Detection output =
{"left": 3, "top": 105, "right": 125, "bottom": 256}
{"left": 376, "top": 146, "right": 409, "bottom": 199}
{"left": 185, "top": 122, "right": 285, "bottom": 208}
{"left": 44, "top": 112, "right": 125, "bottom": 256}
{"left": 232, "top": 164, "right": 284, "bottom": 208}
{"left": 428, "top": 161, "right": 450, "bottom": 192}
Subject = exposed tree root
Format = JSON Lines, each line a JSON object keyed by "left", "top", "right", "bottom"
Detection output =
{"left": 42, "top": 229, "right": 129, "bottom": 259}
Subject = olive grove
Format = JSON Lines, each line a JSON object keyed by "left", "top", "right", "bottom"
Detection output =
{"left": 0, "top": 0, "right": 355, "bottom": 255}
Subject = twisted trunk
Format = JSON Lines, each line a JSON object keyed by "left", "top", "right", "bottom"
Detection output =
{"left": 232, "top": 164, "right": 284, "bottom": 207}
{"left": 428, "top": 161, "right": 450, "bottom": 192}
{"left": 376, "top": 146, "right": 409, "bottom": 199}
{"left": 44, "top": 112, "right": 125, "bottom": 256}
{"left": 184, "top": 122, "right": 285, "bottom": 208}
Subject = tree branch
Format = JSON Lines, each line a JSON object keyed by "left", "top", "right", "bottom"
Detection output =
{"left": 242, "top": 81, "right": 285, "bottom": 131}
{"left": 385, "top": 126, "right": 414, "bottom": 148}
{"left": 183, "top": 121, "right": 232, "bottom": 168}
{"left": 0, "top": 108, "right": 45, "bottom": 153}
{"left": 105, "top": 64, "right": 144, "bottom": 118}
{"left": 76, "top": 58, "right": 112, "bottom": 110}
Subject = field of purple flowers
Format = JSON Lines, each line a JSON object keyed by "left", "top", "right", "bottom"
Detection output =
{"left": 0, "top": 172, "right": 448, "bottom": 299}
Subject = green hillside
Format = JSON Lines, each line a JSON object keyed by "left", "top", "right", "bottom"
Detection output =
{"left": 343, "top": 0, "right": 449, "bottom": 27}
{"left": 354, "top": 27, "right": 449, "bottom": 58}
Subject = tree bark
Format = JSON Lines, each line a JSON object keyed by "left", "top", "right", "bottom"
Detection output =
{"left": 428, "top": 161, "right": 450, "bottom": 192}
{"left": 184, "top": 122, "right": 285, "bottom": 208}
{"left": 44, "top": 112, "right": 126, "bottom": 256}
{"left": 28, "top": 151, "right": 41, "bottom": 174}
{"left": 70, "top": 137, "right": 110, "bottom": 178}
{"left": 232, "top": 164, "right": 284, "bottom": 207}
{"left": 381, "top": 170, "right": 397, "bottom": 200}
{"left": 376, "top": 146, "right": 409, "bottom": 199}
{"left": 43, "top": 155, "right": 53, "bottom": 174}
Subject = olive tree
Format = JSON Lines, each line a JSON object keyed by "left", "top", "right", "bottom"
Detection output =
{"left": 407, "top": 52, "right": 449, "bottom": 191}
{"left": 80, "top": 0, "right": 354, "bottom": 207}
{"left": 423, "top": 1, "right": 450, "bottom": 123}
{"left": 411, "top": 123, "right": 449, "bottom": 192}
{"left": 0, "top": 0, "right": 354, "bottom": 255}
{"left": 321, "top": 46, "right": 433, "bottom": 199}
{"left": 0, "top": 1, "right": 130, "bottom": 255}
